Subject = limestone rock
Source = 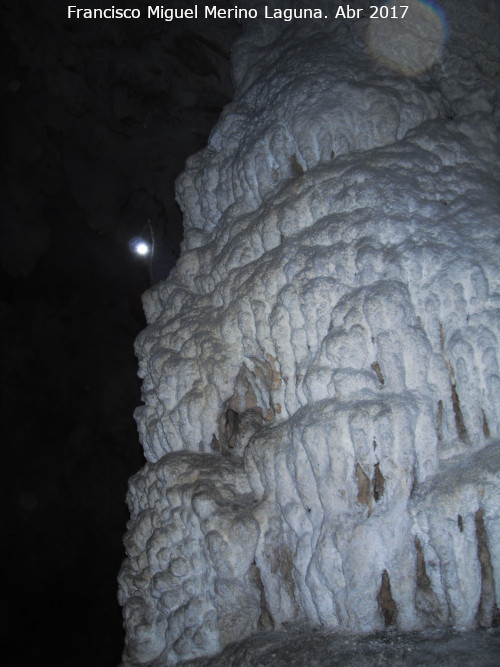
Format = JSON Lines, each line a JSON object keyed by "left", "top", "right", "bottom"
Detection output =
{"left": 119, "top": 2, "right": 500, "bottom": 664}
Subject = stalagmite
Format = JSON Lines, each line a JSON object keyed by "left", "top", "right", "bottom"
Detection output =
{"left": 119, "top": 1, "right": 500, "bottom": 664}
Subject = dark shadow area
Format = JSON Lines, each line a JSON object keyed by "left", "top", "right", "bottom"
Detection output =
{"left": 0, "top": 1, "right": 240, "bottom": 663}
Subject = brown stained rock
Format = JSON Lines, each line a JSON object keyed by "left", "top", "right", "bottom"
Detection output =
{"left": 377, "top": 570, "right": 398, "bottom": 627}
{"left": 415, "top": 537, "right": 431, "bottom": 591}
{"left": 475, "top": 508, "right": 500, "bottom": 628}
{"left": 451, "top": 382, "right": 468, "bottom": 443}
{"left": 355, "top": 464, "right": 371, "bottom": 508}
{"left": 437, "top": 400, "right": 444, "bottom": 442}
{"left": 373, "top": 463, "right": 385, "bottom": 502}
{"left": 482, "top": 411, "right": 490, "bottom": 439}
{"left": 291, "top": 153, "right": 305, "bottom": 176}
{"left": 371, "top": 361, "right": 385, "bottom": 386}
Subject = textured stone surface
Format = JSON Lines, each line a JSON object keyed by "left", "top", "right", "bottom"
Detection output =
{"left": 182, "top": 627, "right": 500, "bottom": 666}
{"left": 119, "top": 2, "right": 500, "bottom": 664}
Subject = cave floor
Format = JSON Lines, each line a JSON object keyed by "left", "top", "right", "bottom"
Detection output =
{"left": 183, "top": 627, "right": 500, "bottom": 666}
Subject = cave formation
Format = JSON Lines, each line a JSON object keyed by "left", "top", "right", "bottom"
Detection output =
{"left": 118, "top": 1, "right": 500, "bottom": 665}
{"left": 2, "top": 1, "right": 500, "bottom": 666}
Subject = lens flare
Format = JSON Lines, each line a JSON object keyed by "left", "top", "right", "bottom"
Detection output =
{"left": 130, "top": 237, "right": 151, "bottom": 256}
{"left": 366, "top": 1, "right": 448, "bottom": 76}
{"left": 135, "top": 242, "right": 150, "bottom": 256}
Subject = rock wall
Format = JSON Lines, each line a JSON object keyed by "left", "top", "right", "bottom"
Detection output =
{"left": 119, "top": 2, "right": 500, "bottom": 664}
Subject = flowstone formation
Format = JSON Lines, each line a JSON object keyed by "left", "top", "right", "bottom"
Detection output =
{"left": 119, "top": 2, "right": 500, "bottom": 664}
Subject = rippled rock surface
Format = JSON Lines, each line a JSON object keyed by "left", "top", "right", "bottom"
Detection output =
{"left": 119, "top": 2, "right": 500, "bottom": 664}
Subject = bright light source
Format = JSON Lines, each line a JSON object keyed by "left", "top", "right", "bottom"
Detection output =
{"left": 130, "top": 237, "right": 151, "bottom": 256}
{"left": 135, "top": 241, "right": 150, "bottom": 256}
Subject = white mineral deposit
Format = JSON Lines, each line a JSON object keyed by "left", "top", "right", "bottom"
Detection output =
{"left": 118, "top": 1, "right": 500, "bottom": 664}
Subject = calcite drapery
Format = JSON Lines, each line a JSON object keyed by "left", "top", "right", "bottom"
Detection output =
{"left": 119, "top": 2, "right": 500, "bottom": 664}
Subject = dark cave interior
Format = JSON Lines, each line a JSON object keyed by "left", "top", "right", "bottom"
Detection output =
{"left": 1, "top": 2, "right": 240, "bottom": 664}
{"left": 4, "top": 2, "right": 500, "bottom": 666}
